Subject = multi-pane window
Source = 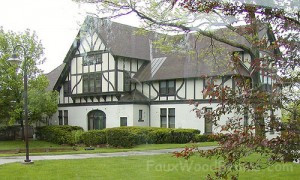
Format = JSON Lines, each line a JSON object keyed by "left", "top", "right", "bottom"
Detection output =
{"left": 64, "top": 110, "right": 68, "bottom": 125}
{"left": 168, "top": 108, "right": 175, "bottom": 128}
{"left": 83, "top": 51, "right": 103, "bottom": 66}
{"left": 88, "top": 110, "right": 106, "bottom": 130}
{"left": 120, "top": 117, "right": 127, "bottom": 126}
{"left": 159, "top": 80, "right": 175, "bottom": 95}
{"left": 83, "top": 73, "right": 102, "bottom": 93}
{"left": 63, "top": 81, "right": 71, "bottom": 96}
{"left": 204, "top": 108, "right": 213, "bottom": 134}
{"left": 139, "top": 110, "right": 143, "bottom": 121}
{"left": 58, "top": 110, "right": 63, "bottom": 125}
{"left": 160, "top": 108, "right": 167, "bottom": 128}
{"left": 124, "top": 72, "right": 131, "bottom": 92}
{"left": 160, "top": 108, "right": 175, "bottom": 128}
{"left": 58, "top": 110, "right": 68, "bottom": 125}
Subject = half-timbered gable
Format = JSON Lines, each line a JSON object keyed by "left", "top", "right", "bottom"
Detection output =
{"left": 48, "top": 16, "right": 280, "bottom": 133}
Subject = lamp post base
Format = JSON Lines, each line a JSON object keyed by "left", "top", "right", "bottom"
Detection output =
{"left": 22, "top": 160, "right": 34, "bottom": 165}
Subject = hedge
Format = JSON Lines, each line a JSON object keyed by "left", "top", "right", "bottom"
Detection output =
{"left": 81, "top": 130, "right": 107, "bottom": 146}
{"left": 0, "top": 125, "right": 21, "bottom": 140}
{"left": 35, "top": 126, "right": 202, "bottom": 147}
{"left": 149, "top": 128, "right": 200, "bottom": 144}
{"left": 35, "top": 125, "right": 83, "bottom": 145}
{"left": 106, "top": 127, "right": 137, "bottom": 148}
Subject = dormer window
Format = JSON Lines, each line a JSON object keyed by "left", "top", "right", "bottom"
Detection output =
{"left": 83, "top": 51, "right": 104, "bottom": 66}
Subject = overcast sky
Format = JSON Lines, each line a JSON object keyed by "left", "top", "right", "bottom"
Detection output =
{"left": 0, "top": 0, "right": 98, "bottom": 73}
{"left": 0, "top": 0, "right": 298, "bottom": 73}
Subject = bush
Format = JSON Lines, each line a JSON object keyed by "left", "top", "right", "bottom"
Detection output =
{"left": 81, "top": 130, "right": 107, "bottom": 146}
{"left": 194, "top": 134, "right": 216, "bottom": 142}
{"left": 149, "top": 128, "right": 173, "bottom": 144}
{"left": 71, "top": 130, "right": 84, "bottom": 144}
{"left": 118, "top": 126, "right": 159, "bottom": 145}
{"left": 106, "top": 127, "right": 137, "bottom": 148}
{"left": 0, "top": 125, "right": 21, "bottom": 140}
{"left": 171, "top": 129, "right": 200, "bottom": 143}
{"left": 35, "top": 125, "right": 83, "bottom": 145}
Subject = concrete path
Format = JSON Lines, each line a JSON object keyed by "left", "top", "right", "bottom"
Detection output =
{"left": 0, "top": 146, "right": 216, "bottom": 165}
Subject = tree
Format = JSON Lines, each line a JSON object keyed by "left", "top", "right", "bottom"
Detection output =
{"left": 0, "top": 28, "right": 58, "bottom": 138}
{"left": 75, "top": 0, "right": 299, "bottom": 178}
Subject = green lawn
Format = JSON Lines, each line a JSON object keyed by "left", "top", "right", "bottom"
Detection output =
{"left": 0, "top": 140, "right": 62, "bottom": 150}
{"left": 0, "top": 154, "right": 299, "bottom": 180}
{"left": 0, "top": 140, "right": 217, "bottom": 156}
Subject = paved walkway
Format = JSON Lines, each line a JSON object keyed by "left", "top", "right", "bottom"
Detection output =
{"left": 0, "top": 146, "right": 216, "bottom": 165}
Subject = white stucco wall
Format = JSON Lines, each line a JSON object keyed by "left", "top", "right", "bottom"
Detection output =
{"left": 150, "top": 103, "right": 230, "bottom": 134}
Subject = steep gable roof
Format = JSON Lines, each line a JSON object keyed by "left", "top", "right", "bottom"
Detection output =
{"left": 45, "top": 63, "right": 65, "bottom": 91}
{"left": 48, "top": 16, "right": 267, "bottom": 90}
{"left": 93, "top": 17, "right": 154, "bottom": 61}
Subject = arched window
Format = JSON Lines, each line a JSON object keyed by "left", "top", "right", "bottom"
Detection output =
{"left": 87, "top": 110, "right": 106, "bottom": 130}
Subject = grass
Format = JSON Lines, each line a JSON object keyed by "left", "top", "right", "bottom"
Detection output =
{"left": 0, "top": 140, "right": 62, "bottom": 150}
{"left": 0, "top": 140, "right": 218, "bottom": 157}
{"left": 0, "top": 154, "right": 299, "bottom": 180}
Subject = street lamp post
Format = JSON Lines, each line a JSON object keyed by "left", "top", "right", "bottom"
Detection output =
{"left": 9, "top": 45, "right": 33, "bottom": 164}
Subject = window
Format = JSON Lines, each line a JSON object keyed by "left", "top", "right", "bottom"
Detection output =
{"left": 83, "top": 73, "right": 102, "bottom": 93}
{"left": 124, "top": 72, "right": 131, "bottom": 92}
{"left": 204, "top": 108, "right": 213, "bottom": 134}
{"left": 88, "top": 110, "right": 106, "bottom": 130}
{"left": 120, "top": 117, "right": 127, "bottom": 126}
{"left": 138, "top": 110, "right": 143, "bottom": 121}
{"left": 83, "top": 51, "right": 103, "bottom": 66}
{"left": 168, "top": 108, "right": 175, "bottom": 128}
{"left": 159, "top": 80, "right": 175, "bottom": 95}
{"left": 64, "top": 110, "right": 68, "bottom": 125}
{"left": 63, "top": 81, "right": 71, "bottom": 96}
{"left": 160, "top": 108, "right": 175, "bottom": 128}
{"left": 58, "top": 110, "right": 63, "bottom": 125}
{"left": 160, "top": 108, "right": 167, "bottom": 128}
{"left": 58, "top": 110, "right": 68, "bottom": 125}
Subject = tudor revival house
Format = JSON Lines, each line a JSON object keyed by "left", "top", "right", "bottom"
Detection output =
{"left": 47, "top": 16, "right": 280, "bottom": 134}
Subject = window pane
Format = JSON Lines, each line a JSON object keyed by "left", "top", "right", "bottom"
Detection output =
{"left": 83, "top": 75, "right": 89, "bottom": 93}
{"left": 160, "top": 108, "right": 167, "bottom": 116}
{"left": 168, "top": 108, "right": 175, "bottom": 116}
{"left": 58, "top": 110, "right": 63, "bottom": 125}
{"left": 64, "top": 110, "right": 68, "bottom": 125}
{"left": 89, "top": 75, "right": 95, "bottom": 92}
{"left": 160, "top": 81, "right": 167, "bottom": 95}
{"left": 63, "top": 81, "right": 70, "bottom": 96}
{"left": 168, "top": 81, "right": 175, "bottom": 95}
{"left": 204, "top": 108, "right": 213, "bottom": 133}
{"left": 139, "top": 110, "right": 143, "bottom": 120}
{"left": 168, "top": 108, "right": 175, "bottom": 128}
{"left": 95, "top": 73, "right": 102, "bottom": 92}
{"left": 120, "top": 117, "right": 127, "bottom": 126}
{"left": 161, "top": 117, "right": 167, "bottom": 128}
{"left": 169, "top": 117, "right": 175, "bottom": 128}
{"left": 124, "top": 72, "right": 131, "bottom": 92}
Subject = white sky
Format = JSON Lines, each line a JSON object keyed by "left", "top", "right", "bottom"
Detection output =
{"left": 1, "top": 0, "right": 297, "bottom": 73}
{"left": 0, "top": 0, "right": 99, "bottom": 73}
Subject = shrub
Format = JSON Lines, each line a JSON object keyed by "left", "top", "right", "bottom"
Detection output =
{"left": 35, "top": 125, "right": 83, "bottom": 145}
{"left": 106, "top": 127, "right": 137, "bottom": 148}
{"left": 118, "top": 126, "right": 159, "bottom": 145}
{"left": 81, "top": 130, "right": 107, "bottom": 146}
{"left": 149, "top": 128, "right": 173, "bottom": 144}
{"left": 194, "top": 134, "right": 216, "bottom": 142}
{"left": 0, "top": 125, "right": 21, "bottom": 140}
{"left": 171, "top": 129, "right": 200, "bottom": 143}
{"left": 71, "top": 130, "right": 84, "bottom": 144}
